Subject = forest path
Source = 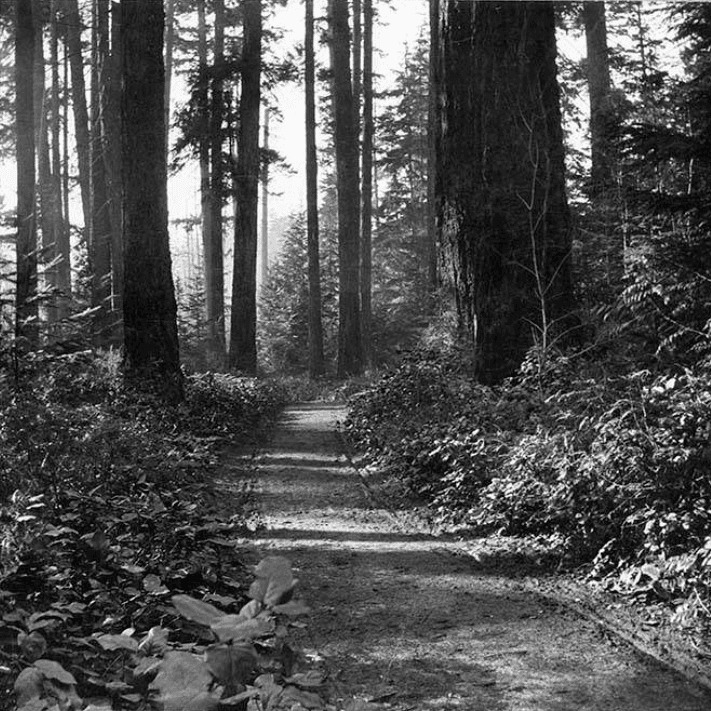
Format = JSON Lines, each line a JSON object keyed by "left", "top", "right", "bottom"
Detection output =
{"left": 247, "top": 403, "right": 710, "bottom": 710}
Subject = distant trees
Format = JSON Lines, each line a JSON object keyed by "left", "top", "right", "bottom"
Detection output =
{"left": 8, "top": 0, "right": 711, "bottom": 386}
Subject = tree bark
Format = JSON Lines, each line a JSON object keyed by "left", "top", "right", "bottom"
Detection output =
{"left": 121, "top": 0, "right": 182, "bottom": 401}
{"left": 51, "top": 0, "right": 70, "bottom": 319}
{"left": 439, "top": 0, "right": 575, "bottom": 383}
{"left": 106, "top": 0, "right": 123, "bottom": 343}
{"left": 63, "top": 0, "right": 92, "bottom": 242}
{"left": 90, "top": 0, "right": 113, "bottom": 344}
{"left": 260, "top": 105, "right": 269, "bottom": 291}
{"left": 34, "top": 0, "right": 61, "bottom": 318}
{"left": 229, "top": 0, "right": 262, "bottom": 374}
{"left": 207, "top": 0, "right": 226, "bottom": 362}
{"left": 305, "top": 0, "right": 325, "bottom": 376}
{"left": 164, "top": 0, "right": 175, "bottom": 155}
{"left": 583, "top": 1, "right": 614, "bottom": 198}
{"left": 62, "top": 35, "right": 71, "bottom": 299}
{"left": 328, "top": 0, "right": 362, "bottom": 377}
{"left": 360, "top": 0, "right": 373, "bottom": 365}
{"left": 15, "top": 0, "right": 39, "bottom": 347}
{"left": 352, "top": 0, "right": 362, "bottom": 127}
{"left": 427, "top": 0, "right": 440, "bottom": 293}
{"left": 196, "top": 0, "right": 214, "bottom": 359}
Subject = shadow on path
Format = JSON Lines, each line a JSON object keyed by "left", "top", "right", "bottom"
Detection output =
{"left": 247, "top": 404, "right": 711, "bottom": 711}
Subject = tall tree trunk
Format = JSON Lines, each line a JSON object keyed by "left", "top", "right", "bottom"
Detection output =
{"left": 305, "top": 0, "right": 325, "bottom": 377}
{"left": 90, "top": 0, "right": 113, "bottom": 345}
{"left": 63, "top": 0, "right": 92, "bottom": 241}
{"left": 207, "top": 0, "right": 226, "bottom": 362}
{"left": 360, "top": 0, "right": 373, "bottom": 365}
{"left": 16, "top": 0, "right": 39, "bottom": 347}
{"left": 328, "top": 0, "right": 362, "bottom": 377}
{"left": 196, "top": 0, "right": 214, "bottom": 360}
{"left": 106, "top": 0, "right": 123, "bottom": 342}
{"left": 439, "top": 1, "right": 575, "bottom": 383}
{"left": 352, "top": 0, "right": 362, "bottom": 126}
{"left": 62, "top": 35, "right": 71, "bottom": 296}
{"left": 229, "top": 0, "right": 262, "bottom": 374}
{"left": 34, "top": 0, "right": 60, "bottom": 319}
{"left": 260, "top": 105, "right": 269, "bottom": 291}
{"left": 427, "top": 0, "right": 440, "bottom": 293}
{"left": 583, "top": 1, "right": 614, "bottom": 198}
{"left": 121, "top": 0, "right": 182, "bottom": 401}
{"left": 164, "top": 0, "right": 175, "bottom": 155}
{"left": 51, "top": 0, "right": 70, "bottom": 319}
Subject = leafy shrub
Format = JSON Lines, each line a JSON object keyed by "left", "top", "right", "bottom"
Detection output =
{"left": 0, "top": 352, "right": 288, "bottom": 707}
{"left": 346, "top": 348, "right": 711, "bottom": 621}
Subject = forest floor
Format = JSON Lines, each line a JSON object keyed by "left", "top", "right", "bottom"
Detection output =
{"left": 218, "top": 403, "right": 711, "bottom": 710}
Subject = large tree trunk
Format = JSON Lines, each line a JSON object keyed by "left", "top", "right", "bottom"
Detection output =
{"left": 106, "top": 0, "right": 123, "bottom": 343}
{"left": 427, "top": 0, "right": 440, "bottom": 293}
{"left": 260, "top": 106, "right": 269, "bottom": 291}
{"left": 62, "top": 35, "right": 72, "bottom": 301}
{"left": 206, "top": 0, "right": 226, "bottom": 362}
{"left": 33, "top": 0, "right": 60, "bottom": 319}
{"left": 352, "top": 0, "right": 362, "bottom": 126}
{"left": 438, "top": 0, "right": 575, "bottom": 383}
{"left": 229, "top": 0, "right": 262, "bottom": 374}
{"left": 360, "top": 0, "right": 373, "bottom": 365}
{"left": 15, "top": 0, "right": 39, "bottom": 347}
{"left": 305, "top": 0, "right": 325, "bottom": 377}
{"left": 121, "top": 0, "right": 182, "bottom": 401}
{"left": 328, "top": 0, "right": 362, "bottom": 377}
{"left": 582, "top": 1, "right": 621, "bottom": 287}
{"left": 51, "top": 0, "right": 70, "bottom": 319}
{"left": 583, "top": 1, "right": 614, "bottom": 198}
{"left": 90, "top": 0, "right": 113, "bottom": 345}
{"left": 196, "top": 0, "right": 213, "bottom": 358}
{"left": 164, "top": 0, "right": 175, "bottom": 154}
{"left": 63, "top": 0, "right": 92, "bottom": 243}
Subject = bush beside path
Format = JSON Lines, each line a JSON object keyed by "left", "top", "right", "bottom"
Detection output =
{"left": 247, "top": 403, "right": 711, "bottom": 711}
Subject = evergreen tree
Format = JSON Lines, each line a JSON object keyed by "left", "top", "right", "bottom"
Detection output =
{"left": 259, "top": 211, "right": 339, "bottom": 373}
{"left": 15, "top": 0, "right": 39, "bottom": 347}
{"left": 328, "top": 0, "right": 362, "bottom": 377}
{"left": 437, "top": 0, "right": 575, "bottom": 382}
{"left": 373, "top": 32, "right": 432, "bottom": 359}
{"left": 122, "top": 0, "right": 182, "bottom": 400}
{"left": 229, "top": 0, "right": 262, "bottom": 374}
{"left": 305, "top": 0, "right": 325, "bottom": 376}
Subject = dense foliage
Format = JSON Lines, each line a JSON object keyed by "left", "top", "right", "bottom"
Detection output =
{"left": 0, "top": 353, "right": 286, "bottom": 708}
{"left": 345, "top": 341, "right": 711, "bottom": 629}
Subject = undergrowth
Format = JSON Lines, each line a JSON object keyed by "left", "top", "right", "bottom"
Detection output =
{"left": 0, "top": 352, "right": 288, "bottom": 710}
{"left": 345, "top": 348, "right": 711, "bottom": 636}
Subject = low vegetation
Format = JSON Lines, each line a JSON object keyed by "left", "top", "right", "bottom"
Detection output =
{"left": 345, "top": 344, "right": 711, "bottom": 636}
{"left": 0, "top": 352, "right": 287, "bottom": 709}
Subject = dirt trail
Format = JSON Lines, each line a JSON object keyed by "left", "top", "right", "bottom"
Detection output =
{"left": 248, "top": 404, "right": 711, "bottom": 710}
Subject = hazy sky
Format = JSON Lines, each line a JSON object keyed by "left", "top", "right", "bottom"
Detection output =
{"left": 169, "top": 0, "right": 430, "bottom": 235}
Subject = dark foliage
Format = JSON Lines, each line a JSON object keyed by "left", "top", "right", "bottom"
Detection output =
{"left": 0, "top": 353, "right": 285, "bottom": 707}
{"left": 346, "top": 344, "right": 711, "bottom": 627}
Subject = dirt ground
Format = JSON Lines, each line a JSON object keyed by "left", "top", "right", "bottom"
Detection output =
{"left": 236, "top": 403, "right": 711, "bottom": 710}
